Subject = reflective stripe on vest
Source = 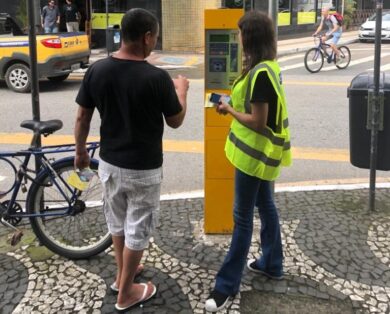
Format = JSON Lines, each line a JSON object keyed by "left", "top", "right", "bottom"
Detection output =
{"left": 229, "top": 131, "right": 281, "bottom": 167}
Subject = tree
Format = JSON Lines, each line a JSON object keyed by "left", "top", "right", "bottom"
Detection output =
{"left": 16, "top": 0, "right": 27, "bottom": 30}
{"left": 343, "top": 0, "right": 356, "bottom": 29}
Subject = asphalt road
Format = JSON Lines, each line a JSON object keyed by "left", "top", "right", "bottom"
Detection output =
{"left": 1, "top": 41, "right": 390, "bottom": 195}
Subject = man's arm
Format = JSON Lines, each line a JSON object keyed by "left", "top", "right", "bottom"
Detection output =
{"left": 313, "top": 19, "right": 323, "bottom": 36}
{"left": 165, "top": 75, "right": 189, "bottom": 128}
{"left": 56, "top": 7, "right": 60, "bottom": 24}
{"left": 41, "top": 7, "right": 45, "bottom": 27}
{"left": 328, "top": 18, "right": 340, "bottom": 35}
{"left": 74, "top": 106, "right": 94, "bottom": 169}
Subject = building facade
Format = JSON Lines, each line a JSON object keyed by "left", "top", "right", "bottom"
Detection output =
{"left": 1, "top": 0, "right": 387, "bottom": 52}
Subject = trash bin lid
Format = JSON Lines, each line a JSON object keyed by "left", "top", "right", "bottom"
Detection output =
{"left": 348, "top": 72, "right": 390, "bottom": 98}
{"left": 349, "top": 72, "right": 390, "bottom": 91}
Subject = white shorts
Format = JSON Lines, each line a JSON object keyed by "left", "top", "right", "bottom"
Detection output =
{"left": 98, "top": 159, "right": 162, "bottom": 251}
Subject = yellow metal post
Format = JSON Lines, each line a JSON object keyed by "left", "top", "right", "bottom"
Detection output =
{"left": 204, "top": 9, "right": 243, "bottom": 233}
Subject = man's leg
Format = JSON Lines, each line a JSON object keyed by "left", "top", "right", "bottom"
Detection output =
{"left": 330, "top": 33, "right": 342, "bottom": 58}
{"left": 116, "top": 167, "right": 161, "bottom": 307}
{"left": 112, "top": 235, "right": 124, "bottom": 287}
{"left": 330, "top": 43, "right": 340, "bottom": 57}
{"left": 116, "top": 247, "right": 147, "bottom": 306}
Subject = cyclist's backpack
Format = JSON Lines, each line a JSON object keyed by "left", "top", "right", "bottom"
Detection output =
{"left": 332, "top": 12, "right": 343, "bottom": 26}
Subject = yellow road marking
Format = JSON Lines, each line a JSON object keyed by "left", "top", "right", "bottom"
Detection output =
{"left": 0, "top": 133, "right": 99, "bottom": 145}
{"left": 291, "top": 147, "right": 348, "bottom": 162}
{"left": 0, "top": 133, "right": 350, "bottom": 162}
{"left": 185, "top": 56, "right": 201, "bottom": 66}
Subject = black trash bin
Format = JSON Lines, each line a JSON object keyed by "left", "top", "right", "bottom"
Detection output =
{"left": 106, "top": 25, "right": 121, "bottom": 53}
{"left": 348, "top": 72, "right": 390, "bottom": 170}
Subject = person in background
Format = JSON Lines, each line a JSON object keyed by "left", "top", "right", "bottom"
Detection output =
{"left": 63, "top": 0, "right": 81, "bottom": 32}
{"left": 313, "top": 7, "right": 342, "bottom": 63}
{"left": 41, "top": 0, "right": 60, "bottom": 33}
{"left": 205, "top": 10, "right": 292, "bottom": 312}
{"left": 74, "top": 8, "right": 189, "bottom": 312}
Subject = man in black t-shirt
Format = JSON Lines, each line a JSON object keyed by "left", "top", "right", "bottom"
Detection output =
{"left": 63, "top": 0, "right": 80, "bottom": 32}
{"left": 74, "top": 8, "right": 188, "bottom": 311}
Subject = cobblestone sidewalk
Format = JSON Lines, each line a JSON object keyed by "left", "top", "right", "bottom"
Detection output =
{"left": 1, "top": 187, "right": 390, "bottom": 313}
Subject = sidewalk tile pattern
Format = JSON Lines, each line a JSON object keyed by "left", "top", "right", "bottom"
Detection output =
{"left": 1, "top": 188, "right": 390, "bottom": 313}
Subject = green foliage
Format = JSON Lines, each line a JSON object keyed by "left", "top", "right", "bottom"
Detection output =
{"left": 15, "top": 0, "right": 28, "bottom": 30}
{"left": 343, "top": 0, "right": 356, "bottom": 29}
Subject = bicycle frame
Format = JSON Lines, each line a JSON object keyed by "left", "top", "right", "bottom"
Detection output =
{"left": 0, "top": 141, "right": 99, "bottom": 219}
{"left": 315, "top": 36, "right": 332, "bottom": 60}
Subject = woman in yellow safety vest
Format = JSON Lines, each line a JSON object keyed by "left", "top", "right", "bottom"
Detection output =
{"left": 205, "top": 11, "right": 292, "bottom": 312}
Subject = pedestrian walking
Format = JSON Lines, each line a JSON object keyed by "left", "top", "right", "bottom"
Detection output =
{"left": 73, "top": 8, "right": 189, "bottom": 312}
{"left": 63, "top": 0, "right": 80, "bottom": 32}
{"left": 41, "top": 0, "right": 60, "bottom": 33}
{"left": 205, "top": 10, "right": 292, "bottom": 312}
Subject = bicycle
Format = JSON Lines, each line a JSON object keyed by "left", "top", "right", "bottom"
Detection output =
{"left": 0, "top": 119, "right": 111, "bottom": 259}
{"left": 304, "top": 35, "right": 351, "bottom": 73}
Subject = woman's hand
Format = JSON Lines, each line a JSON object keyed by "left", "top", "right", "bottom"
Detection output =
{"left": 216, "top": 101, "right": 231, "bottom": 115}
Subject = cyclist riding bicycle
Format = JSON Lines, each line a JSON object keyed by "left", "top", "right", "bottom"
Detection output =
{"left": 313, "top": 7, "right": 342, "bottom": 64}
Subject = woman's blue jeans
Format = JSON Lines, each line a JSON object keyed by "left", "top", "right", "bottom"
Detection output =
{"left": 214, "top": 168, "right": 283, "bottom": 296}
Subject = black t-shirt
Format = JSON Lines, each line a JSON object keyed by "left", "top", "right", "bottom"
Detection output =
{"left": 63, "top": 4, "right": 78, "bottom": 22}
{"left": 250, "top": 71, "right": 277, "bottom": 132}
{"left": 76, "top": 57, "right": 182, "bottom": 170}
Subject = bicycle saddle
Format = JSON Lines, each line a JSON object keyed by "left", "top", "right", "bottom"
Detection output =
{"left": 20, "top": 120, "right": 63, "bottom": 135}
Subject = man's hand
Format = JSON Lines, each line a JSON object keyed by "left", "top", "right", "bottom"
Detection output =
{"left": 173, "top": 75, "right": 189, "bottom": 95}
{"left": 75, "top": 149, "right": 90, "bottom": 170}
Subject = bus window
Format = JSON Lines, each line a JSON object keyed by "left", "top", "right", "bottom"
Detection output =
{"left": 278, "top": 0, "right": 291, "bottom": 26}
{"left": 297, "top": 0, "right": 316, "bottom": 24}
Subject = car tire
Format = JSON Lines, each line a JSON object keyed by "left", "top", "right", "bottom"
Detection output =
{"left": 5, "top": 63, "right": 31, "bottom": 93}
{"left": 359, "top": 39, "right": 367, "bottom": 43}
{"left": 47, "top": 73, "right": 70, "bottom": 82}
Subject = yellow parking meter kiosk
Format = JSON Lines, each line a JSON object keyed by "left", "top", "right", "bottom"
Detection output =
{"left": 204, "top": 9, "right": 243, "bottom": 233}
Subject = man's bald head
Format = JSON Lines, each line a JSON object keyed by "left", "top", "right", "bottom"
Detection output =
{"left": 321, "top": 7, "right": 330, "bottom": 16}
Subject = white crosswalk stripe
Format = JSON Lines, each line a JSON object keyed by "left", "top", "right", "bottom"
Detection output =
{"left": 279, "top": 51, "right": 390, "bottom": 72}
{"left": 278, "top": 54, "right": 305, "bottom": 62}
{"left": 321, "top": 52, "right": 390, "bottom": 72}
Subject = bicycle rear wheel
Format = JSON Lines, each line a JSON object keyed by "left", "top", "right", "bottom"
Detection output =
{"left": 27, "top": 158, "right": 112, "bottom": 259}
{"left": 335, "top": 46, "right": 351, "bottom": 69}
{"left": 304, "top": 48, "right": 324, "bottom": 73}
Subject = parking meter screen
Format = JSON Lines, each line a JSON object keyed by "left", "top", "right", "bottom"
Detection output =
{"left": 210, "top": 34, "right": 230, "bottom": 42}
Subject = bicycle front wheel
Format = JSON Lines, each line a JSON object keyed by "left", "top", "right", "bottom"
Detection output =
{"left": 304, "top": 48, "right": 324, "bottom": 73}
{"left": 27, "top": 158, "right": 112, "bottom": 259}
{"left": 336, "top": 46, "right": 351, "bottom": 69}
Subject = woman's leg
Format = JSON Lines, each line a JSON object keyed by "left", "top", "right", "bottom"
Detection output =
{"left": 214, "top": 169, "right": 261, "bottom": 295}
{"left": 254, "top": 180, "right": 283, "bottom": 276}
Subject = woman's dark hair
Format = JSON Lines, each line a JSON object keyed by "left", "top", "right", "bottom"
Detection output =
{"left": 238, "top": 11, "right": 276, "bottom": 77}
{"left": 121, "top": 8, "right": 158, "bottom": 43}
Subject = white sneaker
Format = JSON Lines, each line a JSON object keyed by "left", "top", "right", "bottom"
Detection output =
{"left": 205, "top": 290, "right": 232, "bottom": 312}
